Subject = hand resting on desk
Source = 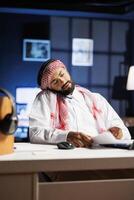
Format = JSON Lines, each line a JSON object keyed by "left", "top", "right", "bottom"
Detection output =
{"left": 67, "top": 127, "right": 125, "bottom": 148}
{"left": 67, "top": 132, "right": 93, "bottom": 148}
{"left": 108, "top": 127, "right": 123, "bottom": 139}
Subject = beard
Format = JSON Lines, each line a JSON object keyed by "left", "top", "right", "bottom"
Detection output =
{"left": 49, "top": 81, "right": 75, "bottom": 96}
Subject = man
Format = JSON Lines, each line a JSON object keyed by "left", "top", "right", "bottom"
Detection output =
{"left": 29, "top": 59, "right": 131, "bottom": 147}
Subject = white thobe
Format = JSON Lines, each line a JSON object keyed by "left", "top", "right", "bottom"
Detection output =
{"left": 29, "top": 88, "right": 131, "bottom": 144}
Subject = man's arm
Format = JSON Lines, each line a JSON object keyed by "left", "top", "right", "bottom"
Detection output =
{"left": 29, "top": 92, "right": 93, "bottom": 147}
{"left": 96, "top": 93, "right": 131, "bottom": 140}
{"left": 29, "top": 93, "right": 68, "bottom": 144}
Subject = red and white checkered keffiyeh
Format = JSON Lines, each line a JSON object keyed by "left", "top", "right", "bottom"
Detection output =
{"left": 40, "top": 59, "right": 69, "bottom": 129}
{"left": 46, "top": 86, "right": 106, "bottom": 133}
{"left": 40, "top": 60, "right": 66, "bottom": 90}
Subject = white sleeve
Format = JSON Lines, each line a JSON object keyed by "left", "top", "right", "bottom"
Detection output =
{"left": 29, "top": 93, "right": 69, "bottom": 144}
{"left": 95, "top": 93, "right": 131, "bottom": 140}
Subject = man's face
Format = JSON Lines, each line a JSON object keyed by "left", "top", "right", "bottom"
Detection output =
{"left": 49, "top": 67, "right": 75, "bottom": 95}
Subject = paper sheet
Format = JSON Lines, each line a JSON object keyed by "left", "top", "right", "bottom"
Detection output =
{"left": 93, "top": 131, "right": 133, "bottom": 145}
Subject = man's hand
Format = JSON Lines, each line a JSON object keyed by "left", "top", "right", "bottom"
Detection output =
{"left": 109, "top": 127, "right": 123, "bottom": 139}
{"left": 67, "top": 132, "right": 93, "bottom": 147}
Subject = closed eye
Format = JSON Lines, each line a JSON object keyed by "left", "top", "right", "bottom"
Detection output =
{"left": 52, "top": 79, "right": 58, "bottom": 85}
{"left": 60, "top": 72, "right": 64, "bottom": 77}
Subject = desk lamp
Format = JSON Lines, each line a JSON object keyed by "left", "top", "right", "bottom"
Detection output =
{"left": 126, "top": 66, "right": 134, "bottom": 90}
{"left": 125, "top": 66, "right": 134, "bottom": 136}
{"left": 126, "top": 66, "right": 134, "bottom": 115}
{"left": 126, "top": 65, "right": 134, "bottom": 115}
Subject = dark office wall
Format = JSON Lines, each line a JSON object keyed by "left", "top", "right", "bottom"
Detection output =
{"left": 0, "top": 13, "right": 50, "bottom": 95}
{"left": 130, "top": 21, "right": 134, "bottom": 65}
{"left": 50, "top": 16, "right": 131, "bottom": 116}
{"left": 0, "top": 12, "right": 133, "bottom": 116}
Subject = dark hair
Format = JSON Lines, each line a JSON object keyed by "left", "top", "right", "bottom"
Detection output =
{"left": 37, "top": 59, "right": 56, "bottom": 86}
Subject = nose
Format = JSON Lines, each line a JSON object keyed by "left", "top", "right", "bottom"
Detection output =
{"left": 59, "top": 77, "right": 66, "bottom": 84}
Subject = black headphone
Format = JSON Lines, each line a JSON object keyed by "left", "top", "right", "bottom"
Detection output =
{"left": 0, "top": 88, "right": 18, "bottom": 135}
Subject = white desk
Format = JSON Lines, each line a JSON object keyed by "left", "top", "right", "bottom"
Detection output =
{"left": 1, "top": 143, "right": 134, "bottom": 200}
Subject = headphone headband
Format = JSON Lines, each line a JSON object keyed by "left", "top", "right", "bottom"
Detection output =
{"left": 0, "top": 87, "right": 18, "bottom": 135}
{"left": 0, "top": 88, "right": 16, "bottom": 111}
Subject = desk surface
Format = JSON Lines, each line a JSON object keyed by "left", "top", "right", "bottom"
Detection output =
{"left": 1, "top": 142, "right": 134, "bottom": 159}
{"left": 0, "top": 143, "right": 134, "bottom": 173}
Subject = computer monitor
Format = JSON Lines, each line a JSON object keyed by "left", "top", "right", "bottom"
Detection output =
{"left": 15, "top": 87, "right": 40, "bottom": 141}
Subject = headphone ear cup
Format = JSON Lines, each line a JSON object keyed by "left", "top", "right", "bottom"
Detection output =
{"left": 0, "top": 113, "right": 18, "bottom": 135}
{"left": 0, "top": 88, "right": 18, "bottom": 135}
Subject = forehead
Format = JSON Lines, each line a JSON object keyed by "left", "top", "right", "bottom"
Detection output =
{"left": 51, "top": 67, "right": 66, "bottom": 79}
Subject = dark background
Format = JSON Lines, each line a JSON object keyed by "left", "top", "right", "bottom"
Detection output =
{"left": 0, "top": 0, "right": 134, "bottom": 117}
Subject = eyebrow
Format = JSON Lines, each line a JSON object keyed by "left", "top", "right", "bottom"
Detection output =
{"left": 50, "top": 70, "right": 62, "bottom": 84}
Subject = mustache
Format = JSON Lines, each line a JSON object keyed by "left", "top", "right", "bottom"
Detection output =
{"left": 62, "top": 81, "right": 71, "bottom": 90}
{"left": 49, "top": 81, "right": 75, "bottom": 96}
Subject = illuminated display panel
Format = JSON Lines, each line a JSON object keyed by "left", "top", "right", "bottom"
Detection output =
{"left": 15, "top": 87, "right": 40, "bottom": 140}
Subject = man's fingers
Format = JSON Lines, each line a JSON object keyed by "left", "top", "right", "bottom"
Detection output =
{"left": 80, "top": 134, "right": 93, "bottom": 146}
{"left": 67, "top": 132, "right": 93, "bottom": 147}
{"left": 109, "top": 127, "right": 123, "bottom": 139}
{"left": 73, "top": 139, "right": 85, "bottom": 147}
{"left": 81, "top": 134, "right": 93, "bottom": 142}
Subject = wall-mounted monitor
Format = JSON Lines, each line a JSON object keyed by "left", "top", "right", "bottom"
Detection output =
{"left": 15, "top": 87, "right": 41, "bottom": 141}
{"left": 23, "top": 39, "right": 51, "bottom": 62}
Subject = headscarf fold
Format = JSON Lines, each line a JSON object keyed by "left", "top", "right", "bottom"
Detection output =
{"left": 48, "top": 92, "right": 69, "bottom": 130}
{"left": 47, "top": 86, "right": 106, "bottom": 133}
